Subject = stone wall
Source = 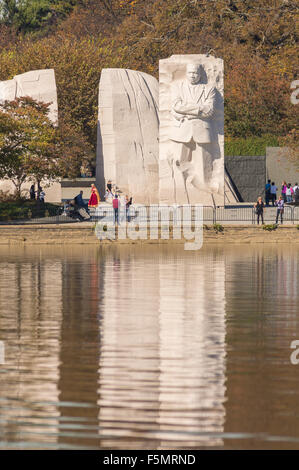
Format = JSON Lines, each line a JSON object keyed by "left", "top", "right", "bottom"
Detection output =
{"left": 96, "top": 68, "right": 159, "bottom": 203}
{"left": 225, "top": 155, "right": 266, "bottom": 202}
{"left": 266, "top": 147, "right": 299, "bottom": 187}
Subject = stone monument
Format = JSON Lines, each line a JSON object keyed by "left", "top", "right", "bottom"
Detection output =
{"left": 0, "top": 69, "right": 58, "bottom": 124}
{"left": 96, "top": 68, "right": 159, "bottom": 204}
{"left": 159, "top": 55, "right": 224, "bottom": 205}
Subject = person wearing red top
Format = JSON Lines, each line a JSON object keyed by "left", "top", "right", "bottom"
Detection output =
{"left": 113, "top": 194, "right": 119, "bottom": 224}
{"left": 88, "top": 184, "right": 100, "bottom": 208}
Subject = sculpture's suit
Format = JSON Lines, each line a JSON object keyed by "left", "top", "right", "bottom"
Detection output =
{"left": 169, "top": 81, "right": 216, "bottom": 144}
{"left": 168, "top": 79, "right": 217, "bottom": 192}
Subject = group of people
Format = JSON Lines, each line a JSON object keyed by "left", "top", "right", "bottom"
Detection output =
{"left": 265, "top": 180, "right": 299, "bottom": 206}
{"left": 255, "top": 180, "right": 299, "bottom": 225}
{"left": 29, "top": 184, "right": 45, "bottom": 203}
{"left": 254, "top": 196, "right": 285, "bottom": 225}
{"left": 64, "top": 182, "right": 133, "bottom": 224}
{"left": 104, "top": 182, "right": 133, "bottom": 223}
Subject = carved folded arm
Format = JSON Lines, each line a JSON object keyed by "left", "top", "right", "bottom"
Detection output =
{"left": 172, "top": 98, "right": 185, "bottom": 120}
{"left": 172, "top": 99, "right": 201, "bottom": 118}
{"left": 199, "top": 87, "right": 216, "bottom": 118}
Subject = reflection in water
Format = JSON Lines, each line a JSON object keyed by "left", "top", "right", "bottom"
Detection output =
{"left": 0, "top": 245, "right": 298, "bottom": 449}
{"left": 97, "top": 249, "right": 226, "bottom": 448}
{"left": 0, "top": 258, "right": 62, "bottom": 447}
{"left": 157, "top": 253, "right": 226, "bottom": 448}
{"left": 224, "top": 246, "right": 299, "bottom": 449}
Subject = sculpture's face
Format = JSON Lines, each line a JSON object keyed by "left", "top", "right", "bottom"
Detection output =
{"left": 186, "top": 65, "right": 201, "bottom": 85}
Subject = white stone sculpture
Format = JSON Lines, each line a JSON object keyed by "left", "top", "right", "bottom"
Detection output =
{"left": 159, "top": 55, "right": 225, "bottom": 205}
{"left": 0, "top": 69, "right": 58, "bottom": 124}
{"left": 96, "top": 68, "right": 159, "bottom": 204}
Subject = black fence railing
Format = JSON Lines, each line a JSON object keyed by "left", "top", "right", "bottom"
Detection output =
{"left": 91, "top": 204, "right": 299, "bottom": 225}
{"left": 1, "top": 204, "right": 298, "bottom": 225}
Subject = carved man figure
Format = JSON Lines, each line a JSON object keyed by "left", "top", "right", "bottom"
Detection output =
{"left": 169, "top": 63, "right": 217, "bottom": 197}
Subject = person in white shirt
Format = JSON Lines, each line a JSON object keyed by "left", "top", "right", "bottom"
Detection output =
{"left": 39, "top": 189, "right": 45, "bottom": 203}
{"left": 293, "top": 183, "right": 298, "bottom": 194}
{"left": 285, "top": 183, "right": 294, "bottom": 203}
{"left": 275, "top": 196, "right": 284, "bottom": 224}
{"left": 104, "top": 189, "right": 113, "bottom": 203}
{"left": 270, "top": 182, "right": 277, "bottom": 206}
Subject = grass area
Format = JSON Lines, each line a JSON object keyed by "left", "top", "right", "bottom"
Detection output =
{"left": 0, "top": 200, "right": 60, "bottom": 222}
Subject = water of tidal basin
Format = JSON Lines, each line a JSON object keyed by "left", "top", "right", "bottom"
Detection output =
{"left": 0, "top": 244, "right": 299, "bottom": 450}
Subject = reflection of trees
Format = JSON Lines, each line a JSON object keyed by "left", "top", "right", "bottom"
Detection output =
{"left": 0, "top": 258, "right": 63, "bottom": 447}
{"left": 57, "top": 254, "right": 104, "bottom": 449}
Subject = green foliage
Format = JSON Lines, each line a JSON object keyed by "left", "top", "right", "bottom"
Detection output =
{"left": 213, "top": 223, "right": 224, "bottom": 233}
{"left": 0, "top": 0, "right": 80, "bottom": 33}
{"left": 263, "top": 224, "right": 278, "bottom": 231}
{"left": 225, "top": 135, "right": 280, "bottom": 156}
{"left": 0, "top": 199, "right": 59, "bottom": 221}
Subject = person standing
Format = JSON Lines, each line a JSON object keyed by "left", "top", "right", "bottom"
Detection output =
{"left": 293, "top": 182, "right": 298, "bottom": 194}
{"left": 37, "top": 183, "right": 42, "bottom": 201}
{"left": 275, "top": 196, "right": 284, "bottom": 224}
{"left": 265, "top": 179, "right": 271, "bottom": 206}
{"left": 88, "top": 184, "right": 100, "bottom": 208}
{"left": 125, "top": 195, "right": 132, "bottom": 222}
{"left": 113, "top": 194, "right": 119, "bottom": 224}
{"left": 29, "top": 184, "right": 35, "bottom": 200}
{"left": 75, "top": 190, "right": 88, "bottom": 209}
{"left": 39, "top": 188, "right": 45, "bottom": 203}
{"left": 285, "top": 183, "right": 294, "bottom": 203}
{"left": 104, "top": 189, "right": 113, "bottom": 203}
{"left": 254, "top": 197, "right": 265, "bottom": 225}
{"left": 270, "top": 182, "right": 277, "bottom": 206}
{"left": 281, "top": 181, "right": 287, "bottom": 202}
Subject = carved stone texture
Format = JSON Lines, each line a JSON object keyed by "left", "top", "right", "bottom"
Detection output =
{"left": 159, "top": 55, "right": 224, "bottom": 206}
{"left": 0, "top": 69, "right": 58, "bottom": 124}
{"left": 96, "top": 68, "right": 159, "bottom": 204}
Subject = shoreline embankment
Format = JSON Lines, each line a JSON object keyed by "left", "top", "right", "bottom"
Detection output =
{"left": 0, "top": 223, "right": 298, "bottom": 245}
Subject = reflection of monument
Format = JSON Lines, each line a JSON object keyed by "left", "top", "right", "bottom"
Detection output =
{"left": 97, "top": 248, "right": 226, "bottom": 449}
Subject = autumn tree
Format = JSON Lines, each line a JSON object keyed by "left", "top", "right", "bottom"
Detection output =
{"left": 0, "top": 0, "right": 297, "bottom": 158}
{"left": 0, "top": 96, "right": 93, "bottom": 196}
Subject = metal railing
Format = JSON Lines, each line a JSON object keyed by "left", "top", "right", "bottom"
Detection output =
{"left": 215, "top": 206, "right": 254, "bottom": 223}
{"left": 1, "top": 204, "right": 298, "bottom": 225}
{"left": 91, "top": 204, "right": 299, "bottom": 225}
